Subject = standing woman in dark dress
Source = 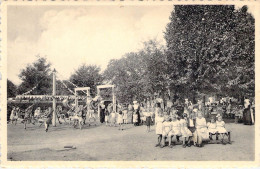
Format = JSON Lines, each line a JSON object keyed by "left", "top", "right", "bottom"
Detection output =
{"left": 99, "top": 101, "right": 106, "bottom": 123}
{"left": 243, "top": 99, "right": 253, "bottom": 125}
{"left": 133, "top": 101, "right": 141, "bottom": 125}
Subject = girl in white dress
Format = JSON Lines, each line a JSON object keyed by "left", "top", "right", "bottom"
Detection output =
{"left": 155, "top": 111, "right": 164, "bottom": 147}
{"left": 207, "top": 117, "right": 218, "bottom": 140}
{"left": 169, "top": 114, "right": 181, "bottom": 147}
{"left": 110, "top": 111, "right": 116, "bottom": 127}
{"left": 162, "top": 116, "right": 172, "bottom": 148}
{"left": 117, "top": 110, "right": 123, "bottom": 130}
{"left": 216, "top": 116, "right": 228, "bottom": 143}
{"left": 179, "top": 114, "right": 193, "bottom": 147}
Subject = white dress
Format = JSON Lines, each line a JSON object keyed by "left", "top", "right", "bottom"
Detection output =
{"left": 196, "top": 117, "right": 209, "bottom": 140}
{"left": 216, "top": 121, "right": 227, "bottom": 134}
{"left": 207, "top": 122, "right": 218, "bottom": 134}
{"left": 133, "top": 114, "right": 138, "bottom": 123}
{"left": 162, "top": 121, "right": 172, "bottom": 137}
{"left": 117, "top": 114, "right": 123, "bottom": 124}
{"left": 155, "top": 116, "right": 164, "bottom": 135}
{"left": 169, "top": 120, "right": 181, "bottom": 136}
{"left": 110, "top": 113, "right": 116, "bottom": 123}
{"left": 179, "top": 119, "right": 192, "bottom": 137}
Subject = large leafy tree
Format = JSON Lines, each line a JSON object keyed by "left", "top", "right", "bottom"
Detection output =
{"left": 69, "top": 64, "right": 103, "bottom": 96}
{"left": 17, "top": 56, "right": 52, "bottom": 95}
{"left": 164, "top": 5, "right": 254, "bottom": 102}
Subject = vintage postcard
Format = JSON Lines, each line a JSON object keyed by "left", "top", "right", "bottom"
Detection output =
{"left": 0, "top": 0, "right": 259, "bottom": 168}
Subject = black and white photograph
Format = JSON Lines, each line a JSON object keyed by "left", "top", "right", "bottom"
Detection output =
{"left": 1, "top": 1, "right": 259, "bottom": 166}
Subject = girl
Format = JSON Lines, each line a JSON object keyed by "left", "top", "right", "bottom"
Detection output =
{"left": 104, "top": 108, "right": 110, "bottom": 126}
{"left": 216, "top": 115, "right": 228, "bottom": 143}
{"left": 117, "top": 110, "right": 123, "bottom": 130}
{"left": 207, "top": 117, "right": 218, "bottom": 140}
{"left": 169, "top": 114, "right": 181, "bottom": 147}
{"left": 179, "top": 114, "right": 193, "bottom": 148}
{"left": 133, "top": 111, "right": 138, "bottom": 126}
{"left": 145, "top": 107, "right": 152, "bottom": 132}
{"left": 110, "top": 110, "right": 116, "bottom": 127}
{"left": 155, "top": 111, "right": 164, "bottom": 147}
{"left": 10, "top": 107, "right": 18, "bottom": 125}
{"left": 162, "top": 116, "right": 172, "bottom": 148}
{"left": 123, "top": 107, "right": 128, "bottom": 124}
{"left": 45, "top": 107, "right": 53, "bottom": 132}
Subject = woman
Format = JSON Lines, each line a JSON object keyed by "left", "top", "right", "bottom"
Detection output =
{"left": 193, "top": 111, "right": 209, "bottom": 147}
{"left": 127, "top": 104, "right": 133, "bottom": 124}
{"left": 243, "top": 99, "right": 253, "bottom": 125}
{"left": 99, "top": 101, "right": 106, "bottom": 123}
{"left": 133, "top": 101, "right": 141, "bottom": 125}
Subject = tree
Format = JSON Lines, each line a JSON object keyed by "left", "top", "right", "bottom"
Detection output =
{"left": 7, "top": 79, "right": 17, "bottom": 98}
{"left": 17, "top": 56, "right": 52, "bottom": 95}
{"left": 69, "top": 64, "right": 103, "bottom": 96}
{"left": 164, "top": 5, "right": 255, "bottom": 102}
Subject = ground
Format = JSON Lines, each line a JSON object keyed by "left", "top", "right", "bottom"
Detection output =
{"left": 7, "top": 120, "right": 255, "bottom": 161}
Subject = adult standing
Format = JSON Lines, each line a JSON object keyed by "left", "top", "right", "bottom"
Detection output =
{"left": 243, "top": 99, "right": 253, "bottom": 125}
{"left": 133, "top": 101, "right": 141, "bottom": 125}
{"left": 193, "top": 111, "right": 209, "bottom": 147}
{"left": 99, "top": 101, "right": 106, "bottom": 123}
{"left": 128, "top": 104, "right": 134, "bottom": 124}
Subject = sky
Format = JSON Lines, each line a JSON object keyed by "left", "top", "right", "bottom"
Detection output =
{"left": 7, "top": 5, "right": 255, "bottom": 85}
{"left": 7, "top": 5, "right": 174, "bottom": 85}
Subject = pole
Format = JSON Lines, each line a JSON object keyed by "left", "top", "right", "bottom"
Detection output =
{"left": 75, "top": 89, "right": 78, "bottom": 107}
{"left": 52, "top": 69, "right": 57, "bottom": 126}
{"left": 112, "top": 86, "right": 116, "bottom": 112}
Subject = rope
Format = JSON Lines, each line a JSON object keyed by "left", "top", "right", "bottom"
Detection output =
{"left": 56, "top": 71, "right": 89, "bottom": 95}
{"left": 59, "top": 80, "right": 75, "bottom": 95}
{"left": 21, "top": 78, "right": 45, "bottom": 95}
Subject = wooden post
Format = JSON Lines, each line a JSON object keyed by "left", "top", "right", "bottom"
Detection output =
{"left": 97, "top": 88, "right": 100, "bottom": 118}
{"left": 112, "top": 86, "right": 116, "bottom": 112}
{"left": 52, "top": 69, "right": 57, "bottom": 126}
{"left": 75, "top": 89, "right": 78, "bottom": 107}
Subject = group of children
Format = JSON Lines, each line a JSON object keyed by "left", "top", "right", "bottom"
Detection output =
{"left": 155, "top": 109, "right": 229, "bottom": 148}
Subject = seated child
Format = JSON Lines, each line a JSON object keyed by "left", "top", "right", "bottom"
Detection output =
{"left": 162, "top": 116, "right": 172, "bottom": 148}
{"left": 207, "top": 117, "right": 218, "bottom": 140}
{"left": 179, "top": 113, "right": 193, "bottom": 148}
{"left": 216, "top": 115, "right": 228, "bottom": 143}
{"left": 169, "top": 114, "right": 181, "bottom": 147}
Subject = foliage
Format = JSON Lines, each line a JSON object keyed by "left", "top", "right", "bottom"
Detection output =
{"left": 17, "top": 56, "right": 52, "bottom": 95}
{"left": 7, "top": 79, "right": 17, "bottom": 98}
{"left": 69, "top": 64, "right": 103, "bottom": 96}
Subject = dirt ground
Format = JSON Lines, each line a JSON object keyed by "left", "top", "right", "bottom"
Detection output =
{"left": 7, "top": 120, "right": 255, "bottom": 161}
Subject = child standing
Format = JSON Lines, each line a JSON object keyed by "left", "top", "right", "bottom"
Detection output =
{"left": 110, "top": 111, "right": 116, "bottom": 127}
{"left": 155, "top": 111, "right": 164, "bottom": 147}
{"left": 179, "top": 114, "right": 193, "bottom": 148}
{"left": 133, "top": 111, "right": 138, "bottom": 126}
{"left": 145, "top": 108, "right": 152, "bottom": 132}
{"left": 105, "top": 108, "right": 110, "bottom": 126}
{"left": 117, "top": 110, "right": 123, "bottom": 130}
{"left": 123, "top": 107, "right": 128, "bottom": 124}
{"left": 207, "top": 117, "right": 218, "bottom": 140}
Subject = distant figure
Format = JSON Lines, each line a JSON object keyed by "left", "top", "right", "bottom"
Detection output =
{"left": 243, "top": 99, "right": 253, "bottom": 125}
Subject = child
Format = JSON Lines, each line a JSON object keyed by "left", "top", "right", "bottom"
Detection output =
{"left": 133, "top": 111, "right": 138, "bottom": 126}
{"left": 105, "top": 108, "right": 110, "bottom": 126}
{"left": 169, "top": 114, "right": 181, "bottom": 147}
{"left": 123, "top": 107, "right": 128, "bottom": 124}
{"left": 179, "top": 113, "right": 193, "bottom": 148}
{"left": 162, "top": 116, "right": 172, "bottom": 148}
{"left": 145, "top": 108, "right": 152, "bottom": 132}
{"left": 155, "top": 111, "right": 164, "bottom": 147}
{"left": 207, "top": 117, "right": 218, "bottom": 140}
{"left": 216, "top": 115, "right": 228, "bottom": 143}
{"left": 110, "top": 111, "right": 116, "bottom": 127}
{"left": 117, "top": 110, "right": 123, "bottom": 130}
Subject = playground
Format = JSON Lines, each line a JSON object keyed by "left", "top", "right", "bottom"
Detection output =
{"left": 7, "top": 121, "right": 254, "bottom": 161}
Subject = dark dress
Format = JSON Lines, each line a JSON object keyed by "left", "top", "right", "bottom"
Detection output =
{"left": 243, "top": 106, "right": 252, "bottom": 125}
{"left": 100, "top": 105, "right": 105, "bottom": 123}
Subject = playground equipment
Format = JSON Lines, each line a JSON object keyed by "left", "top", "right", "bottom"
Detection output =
{"left": 97, "top": 85, "right": 116, "bottom": 116}
{"left": 74, "top": 87, "right": 90, "bottom": 107}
